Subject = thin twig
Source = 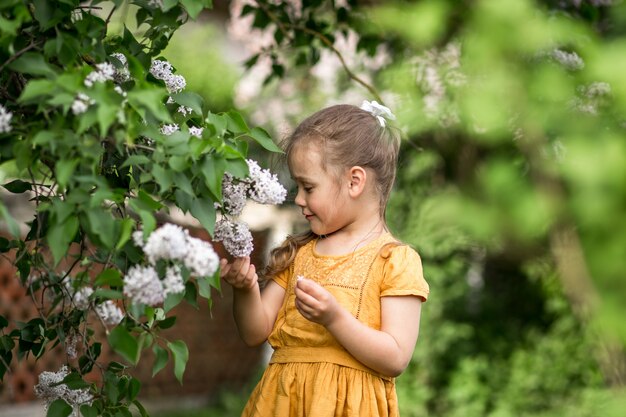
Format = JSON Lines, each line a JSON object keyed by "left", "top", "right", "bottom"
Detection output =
{"left": 0, "top": 39, "right": 42, "bottom": 74}
{"left": 252, "top": 0, "right": 384, "bottom": 104}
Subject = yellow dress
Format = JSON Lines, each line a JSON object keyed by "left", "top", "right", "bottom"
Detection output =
{"left": 242, "top": 233, "right": 429, "bottom": 417}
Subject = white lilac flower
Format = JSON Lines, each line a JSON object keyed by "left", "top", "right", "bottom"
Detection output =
{"left": 109, "top": 53, "right": 131, "bottom": 84}
{"left": 34, "top": 365, "right": 93, "bottom": 416}
{"left": 95, "top": 300, "right": 124, "bottom": 326}
{"left": 84, "top": 62, "right": 115, "bottom": 87}
{"left": 142, "top": 223, "right": 189, "bottom": 264}
{"left": 189, "top": 126, "right": 204, "bottom": 138}
{"left": 214, "top": 217, "right": 254, "bottom": 257}
{"left": 183, "top": 236, "right": 220, "bottom": 277}
{"left": 149, "top": 59, "right": 186, "bottom": 93}
{"left": 65, "top": 332, "right": 79, "bottom": 359}
{"left": 123, "top": 265, "right": 164, "bottom": 306}
{"left": 550, "top": 49, "right": 584, "bottom": 71}
{"left": 246, "top": 159, "right": 287, "bottom": 205}
{"left": 72, "top": 286, "right": 93, "bottom": 310}
{"left": 0, "top": 104, "right": 13, "bottom": 133}
{"left": 177, "top": 105, "right": 193, "bottom": 116}
{"left": 163, "top": 265, "right": 185, "bottom": 296}
{"left": 132, "top": 230, "right": 145, "bottom": 248}
{"left": 148, "top": 0, "right": 164, "bottom": 9}
{"left": 571, "top": 81, "right": 611, "bottom": 115}
{"left": 113, "top": 85, "right": 127, "bottom": 97}
{"left": 160, "top": 123, "right": 179, "bottom": 136}
{"left": 71, "top": 93, "right": 94, "bottom": 115}
{"left": 219, "top": 173, "right": 248, "bottom": 216}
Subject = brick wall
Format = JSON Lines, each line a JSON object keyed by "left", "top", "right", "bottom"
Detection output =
{"left": 0, "top": 225, "right": 267, "bottom": 404}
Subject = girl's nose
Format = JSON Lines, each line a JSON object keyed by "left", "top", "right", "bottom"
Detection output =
{"left": 294, "top": 189, "right": 305, "bottom": 207}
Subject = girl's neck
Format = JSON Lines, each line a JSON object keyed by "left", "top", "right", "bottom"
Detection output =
{"left": 315, "top": 215, "right": 388, "bottom": 256}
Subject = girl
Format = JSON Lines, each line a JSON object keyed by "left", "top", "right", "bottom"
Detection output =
{"left": 220, "top": 103, "right": 429, "bottom": 417}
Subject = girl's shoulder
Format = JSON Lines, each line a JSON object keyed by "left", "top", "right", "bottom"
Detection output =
{"left": 377, "top": 236, "right": 420, "bottom": 260}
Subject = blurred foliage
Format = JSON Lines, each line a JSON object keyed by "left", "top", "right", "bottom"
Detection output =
{"left": 228, "top": 0, "right": 626, "bottom": 416}
{"left": 163, "top": 23, "right": 238, "bottom": 112}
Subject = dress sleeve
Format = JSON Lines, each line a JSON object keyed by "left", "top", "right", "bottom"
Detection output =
{"left": 270, "top": 265, "right": 291, "bottom": 289}
{"left": 380, "top": 245, "right": 429, "bottom": 301}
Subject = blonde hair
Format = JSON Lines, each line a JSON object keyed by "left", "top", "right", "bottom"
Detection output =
{"left": 263, "top": 104, "right": 401, "bottom": 279}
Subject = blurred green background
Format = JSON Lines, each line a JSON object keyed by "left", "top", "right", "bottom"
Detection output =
{"left": 145, "top": 0, "right": 626, "bottom": 416}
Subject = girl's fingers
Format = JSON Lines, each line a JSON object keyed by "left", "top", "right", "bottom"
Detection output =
{"left": 294, "top": 286, "right": 318, "bottom": 309}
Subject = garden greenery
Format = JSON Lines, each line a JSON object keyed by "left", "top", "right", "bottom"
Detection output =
{"left": 0, "top": 1, "right": 285, "bottom": 416}
{"left": 2, "top": 1, "right": 626, "bottom": 417}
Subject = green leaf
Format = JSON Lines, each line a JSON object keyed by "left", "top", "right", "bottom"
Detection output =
{"left": 152, "top": 345, "right": 168, "bottom": 377}
{"left": 190, "top": 198, "right": 216, "bottom": 235}
{"left": 2, "top": 179, "right": 31, "bottom": 193}
{"left": 47, "top": 216, "right": 78, "bottom": 265}
{"left": 225, "top": 110, "right": 249, "bottom": 133}
{"left": 120, "top": 155, "right": 150, "bottom": 168}
{"left": 171, "top": 91, "right": 204, "bottom": 116}
{"left": 85, "top": 208, "right": 117, "bottom": 250}
{"left": 108, "top": 326, "right": 140, "bottom": 365}
{"left": 47, "top": 399, "right": 72, "bottom": 417}
{"left": 95, "top": 269, "right": 123, "bottom": 287}
{"left": 127, "top": 87, "right": 171, "bottom": 122}
{"left": 138, "top": 210, "right": 156, "bottom": 237}
{"left": 127, "top": 377, "right": 141, "bottom": 401}
{"left": 79, "top": 404, "right": 98, "bottom": 417}
{"left": 206, "top": 112, "right": 227, "bottom": 136}
{"left": 93, "top": 289, "right": 124, "bottom": 300}
{"left": 0, "top": 315, "right": 8, "bottom": 329}
{"left": 61, "top": 373, "right": 90, "bottom": 390}
{"left": 197, "top": 276, "right": 213, "bottom": 300}
{"left": 168, "top": 155, "right": 188, "bottom": 172}
{"left": 151, "top": 164, "right": 173, "bottom": 192}
{"left": 226, "top": 157, "right": 249, "bottom": 179}
{"left": 200, "top": 155, "right": 226, "bottom": 200}
{"left": 8, "top": 52, "right": 57, "bottom": 78}
{"left": 167, "top": 340, "right": 189, "bottom": 384}
{"left": 132, "top": 400, "right": 149, "bottom": 417}
{"left": 158, "top": 316, "right": 178, "bottom": 330}
{"left": 117, "top": 218, "right": 134, "bottom": 250}
{"left": 18, "top": 79, "right": 55, "bottom": 102}
{"left": 97, "top": 102, "right": 119, "bottom": 137}
{"left": 180, "top": 0, "right": 212, "bottom": 19}
{"left": 0, "top": 204, "right": 20, "bottom": 238}
{"left": 163, "top": 290, "right": 185, "bottom": 313}
{"left": 55, "top": 159, "right": 79, "bottom": 190}
{"left": 249, "top": 127, "right": 283, "bottom": 153}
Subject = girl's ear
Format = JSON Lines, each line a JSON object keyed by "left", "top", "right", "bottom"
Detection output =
{"left": 347, "top": 166, "right": 367, "bottom": 197}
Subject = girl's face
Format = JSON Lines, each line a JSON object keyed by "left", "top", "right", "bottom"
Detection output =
{"left": 289, "top": 143, "right": 351, "bottom": 236}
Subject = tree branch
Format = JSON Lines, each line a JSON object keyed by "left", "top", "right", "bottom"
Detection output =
{"left": 252, "top": 0, "right": 385, "bottom": 104}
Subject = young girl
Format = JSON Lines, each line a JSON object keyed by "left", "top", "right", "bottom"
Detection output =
{"left": 219, "top": 103, "right": 429, "bottom": 416}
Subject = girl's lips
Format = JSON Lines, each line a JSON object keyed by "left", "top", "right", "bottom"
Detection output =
{"left": 304, "top": 214, "right": 314, "bottom": 220}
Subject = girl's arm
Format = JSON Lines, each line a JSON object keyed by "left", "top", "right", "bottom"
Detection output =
{"left": 221, "top": 257, "right": 285, "bottom": 347}
{"left": 294, "top": 277, "right": 422, "bottom": 377}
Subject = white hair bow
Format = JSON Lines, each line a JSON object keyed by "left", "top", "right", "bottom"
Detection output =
{"left": 360, "top": 100, "right": 396, "bottom": 127}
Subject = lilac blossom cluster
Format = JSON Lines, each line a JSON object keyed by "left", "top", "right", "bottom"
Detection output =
{"left": 217, "top": 159, "right": 287, "bottom": 217}
{"left": 71, "top": 93, "right": 95, "bottom": 115}
{"left": 110, "top": 52, "right": 131, "bottom": 84}
{"left": 0, "top": 104, "right": 13, "bottom": 133}
{"left": 65, "top": 280, "right": 124, "bottom": 326}
{"left": 214, "top": 159, "right": 286, "bottom": 257}
{"left": 414, "top": 42, "right": 465, "bottom": 127}
{"left": 34, "top": 365, "right": 93, "bottom": 416}
{"left": 127, "top": 224, "right": 219, "bottom": 306}
{"left": 214, "top": 217, "right": 254, "bottom": 257}
{"left": 84, "top": 62, "right": 115, "bottom": 87}
{"left": 149, "top": 60, "right": 186, "bottom": 94}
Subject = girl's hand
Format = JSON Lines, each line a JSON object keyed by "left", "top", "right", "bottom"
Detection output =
{"left": 294, "top": 277, "right": 341, "bottom": 326}
{"left": 220, "top": 257, "right": 258, "bottom": 291}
